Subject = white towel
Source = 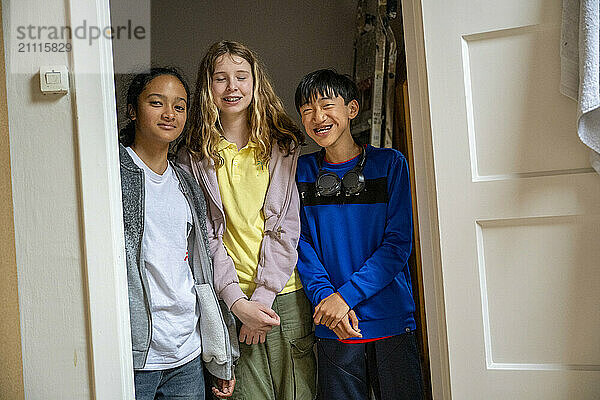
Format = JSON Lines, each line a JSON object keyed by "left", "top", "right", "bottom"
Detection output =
{"left": 560, "top": 0, "right": 600, "bottom": 173}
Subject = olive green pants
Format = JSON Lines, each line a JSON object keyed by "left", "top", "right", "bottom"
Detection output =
{"left": 227, "top": 289, "right": 316, "bottom": 400}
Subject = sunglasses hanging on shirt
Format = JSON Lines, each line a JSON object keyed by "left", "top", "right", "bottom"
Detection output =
{"left": 315, "top": 145, "right": 367, "bottom": 197}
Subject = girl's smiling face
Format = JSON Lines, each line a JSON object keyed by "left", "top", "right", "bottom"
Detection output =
{"left": 129, "top": 74, "right": 188, "bottom": 146}
{"left": 211, "top": 53, "right": 254, "bottom": 117}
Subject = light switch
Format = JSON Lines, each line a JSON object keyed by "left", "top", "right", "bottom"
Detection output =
{"left": 40, "top": 65, "right": 69, "bottom": 94}
{"left": 45, "top": 72, "right": 61, "bottom": 85}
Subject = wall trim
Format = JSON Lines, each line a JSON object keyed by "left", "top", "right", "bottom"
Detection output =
{"left": 67, "top": 1, "right": 134, "bottom": 398}
{"left": 401, "top": 0, "right": 452, "bottom": 398}
{"left": 64, "top": 1, "right": 450, "bottom": 398}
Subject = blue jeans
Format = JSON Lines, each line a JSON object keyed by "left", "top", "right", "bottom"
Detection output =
{"left": 134, "top": 354, "right": 205, "bottom": 400}
{"left": 317, "top": 331, "right": 424, "bottom": 400}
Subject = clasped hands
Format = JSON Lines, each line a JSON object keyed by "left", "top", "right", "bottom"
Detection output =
{"left": 231, "top": 293, "right": 361, "bottom": 343}
{"left": 313, "top": 292, "right": 361, "bottom": 340}
{"left": 231, "top": 298, "right": 280, "bottom": 345}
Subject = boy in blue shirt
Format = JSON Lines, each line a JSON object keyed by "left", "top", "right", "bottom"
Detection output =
{"left": 294, "top": 69, "right": 424, "bottom": 400}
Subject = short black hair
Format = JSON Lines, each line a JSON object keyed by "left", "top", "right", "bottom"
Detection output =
{"left": 294, "top": 69, "right": 359, "bottom": 113}
{"left": 119, "top": 67, "right": 191, "bottom": 147}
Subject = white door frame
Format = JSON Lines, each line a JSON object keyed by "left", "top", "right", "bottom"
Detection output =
{"left": 401, "top": 0, "right": 452, "bottom": 398}
{"left": 72, "top": 0, "right": 450, "bottom": 399}
{"left": 68, "top": 0, "right": 135, "bottom": 399}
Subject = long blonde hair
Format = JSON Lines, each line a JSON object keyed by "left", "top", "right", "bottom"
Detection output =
{"left": 185, "top": 40, "right": 304, "bottom": 166}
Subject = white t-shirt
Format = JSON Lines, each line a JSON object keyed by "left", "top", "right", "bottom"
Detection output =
{"left": 126, "top": 147, "right": 201, "bottom": 370}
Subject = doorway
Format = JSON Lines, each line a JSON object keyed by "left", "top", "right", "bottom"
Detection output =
{"left": 110, "top": 1, "right": 435, "bottom": 398}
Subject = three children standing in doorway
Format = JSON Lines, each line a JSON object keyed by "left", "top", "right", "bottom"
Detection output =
{"left": 120, "top": 40, "right": 423, "bottom": 400}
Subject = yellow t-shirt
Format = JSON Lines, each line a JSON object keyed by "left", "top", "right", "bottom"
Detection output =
{"left": 216, "top": 138, "right": 302, "bottom": 297}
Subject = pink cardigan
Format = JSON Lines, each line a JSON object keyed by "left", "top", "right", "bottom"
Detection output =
{"left": 177, "top": 144, "right": 301, "bottom": 310}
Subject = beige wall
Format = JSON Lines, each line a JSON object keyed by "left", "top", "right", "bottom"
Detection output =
{"left": 2, "top": 0, "right": 92, "bottom": 398}
{"left": 147, "top": 0, "right": 357, "bottom": 153}
{"left": 0, "top": 1, "right": 24, "bottom": 398}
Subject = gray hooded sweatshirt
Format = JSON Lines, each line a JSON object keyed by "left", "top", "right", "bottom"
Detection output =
{"left": 119, "top": 144, "right": 238, "bottom": 380}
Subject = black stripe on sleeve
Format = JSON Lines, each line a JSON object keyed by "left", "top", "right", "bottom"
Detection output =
{"left": 298, "top": 177, "right": 388, "bottom": 206}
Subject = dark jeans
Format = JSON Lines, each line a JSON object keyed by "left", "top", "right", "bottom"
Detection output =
{"left": 317, "top": 332, "right": 424, "bottom": 400}
{"left": 134, "top": 353, "right": 205, "bottom": 400}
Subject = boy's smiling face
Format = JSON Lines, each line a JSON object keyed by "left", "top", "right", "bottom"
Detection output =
{"left": 299, "top": 93, "right": 359, "bottom": 149}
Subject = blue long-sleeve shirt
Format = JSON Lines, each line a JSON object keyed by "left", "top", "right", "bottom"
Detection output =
{"left": 296, "top": 145, "right": 416, "bottom": 339}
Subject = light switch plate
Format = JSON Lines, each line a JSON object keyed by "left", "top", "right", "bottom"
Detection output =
{"left": 40, "top": 65, "right": 69, "bottom": 94}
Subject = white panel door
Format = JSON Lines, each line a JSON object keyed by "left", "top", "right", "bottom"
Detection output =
{"left": 420, "top": 0, "right": 600, "bottom": 398}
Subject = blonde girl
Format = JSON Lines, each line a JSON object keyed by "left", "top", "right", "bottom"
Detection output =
{"left": 178, "top": 41, "right": 316, "bottom": 399}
